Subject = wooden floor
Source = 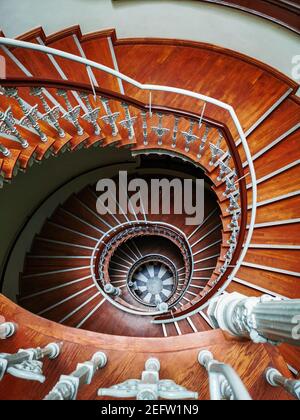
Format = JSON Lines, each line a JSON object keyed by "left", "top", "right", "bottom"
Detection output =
{"left": 0, "top": 294, "right": 294, "bottom": 401}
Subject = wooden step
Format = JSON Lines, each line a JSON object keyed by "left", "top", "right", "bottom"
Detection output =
{"left": 279, "top": 345, "right": 300, "bottom": 377}
{"left": 37, "top": 285, "right": 98, "bottom": 323}
{"left": 23, "top": 255, "right": 92, "bottom": 275}
{"left": 247, "top": 165, "right": 300, "bottom": 206}
{"left": 31, "top": 236, "right": 93, "bottom": 256}
{"left": 40, "top": 220, "right": 98, "bottom": 248}
{"left": 243, "top": 248, "right": 300, "bottom": 273}
{"left": 235, "top": 266, "right": 300, "bottom": 298}
{"left": 114, "top": 42, "right": 295, "bottom": 137}
{"left": 0, "top": 293, "right": 294, "bottom": 400}
{"left": 247, "top": 195, "right": 300, "bottom": 225}
{"left": 51, "top": 207, "right": 103, "bottom": 239}
{"left": 247, "top": 128, "right": 300, "bottom": 184}
{"left": 19, "top": 267, "right": 92, "bottom": 296}
{"left": 77, "top": 300, "right": 164, "bottom": 337}
{"left": 237, "top": 97, "right": 300, "bottom": 164}
{"left": 19, "top": 277, "right": 95, "bottom": 315}
{"left": 0, "top": 149, "right": 20, "bottom": 180}
{"left": 80, "top": 29, "right": 122, "bottom": 92}
{"left": 250, "top": 224, "right": 300, "bottom": 246}
{"left": 226, "top": 281, "right": 266, "bottom": 297}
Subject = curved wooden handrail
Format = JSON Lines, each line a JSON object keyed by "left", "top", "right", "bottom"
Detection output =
{"left": 0, "top": 293, "right": 228, "bottom": 351}
{"left": 0, "top": 293, "right": 293, "bottom": 401}
{"left": 0, "top": 77, "right": 228, "bottom": 131}
{"left": 0, "top": 77, "right": 248, "bottom": 322}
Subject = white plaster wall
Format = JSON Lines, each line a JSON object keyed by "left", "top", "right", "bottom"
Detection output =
{"left": 0, "top": 0, "right": 299, "bottom": 82}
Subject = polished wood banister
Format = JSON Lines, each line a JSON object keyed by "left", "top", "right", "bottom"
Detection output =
{"left": 0, "top": 77, "right": 226, "bottom": 130}
{"left": 0, "top": 76, "right": 248, "bottom": 321}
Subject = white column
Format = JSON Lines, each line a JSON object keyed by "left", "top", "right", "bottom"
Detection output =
{"left": 208, "top": 292, "right": 300, "bottom": 346}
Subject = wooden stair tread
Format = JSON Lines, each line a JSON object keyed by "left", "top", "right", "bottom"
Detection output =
{"left": 114, "top": 43, "right": 293, "bottom": 136}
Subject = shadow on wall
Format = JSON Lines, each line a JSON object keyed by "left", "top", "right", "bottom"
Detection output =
{"left": 0, "top": 146, "right": 134, "bottom": 298}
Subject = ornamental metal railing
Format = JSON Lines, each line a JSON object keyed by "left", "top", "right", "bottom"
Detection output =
{"left": 0, "top": 37, "right": 258, "bottom": 322}
{"left": 198, "top": 350, "right": 252, "bottom": 400}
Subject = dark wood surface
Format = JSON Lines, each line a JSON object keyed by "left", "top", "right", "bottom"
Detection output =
{"left": 0, "top": 294, "right": 294, "bottom": 400}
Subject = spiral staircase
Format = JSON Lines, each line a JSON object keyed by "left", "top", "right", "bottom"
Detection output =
{"left": 0, "top": 25, "right": 299, "bottom": 400}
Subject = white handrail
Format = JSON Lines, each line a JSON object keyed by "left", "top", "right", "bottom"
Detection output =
{"left": 0, "top": 38, "right": 257, "bottom": 321}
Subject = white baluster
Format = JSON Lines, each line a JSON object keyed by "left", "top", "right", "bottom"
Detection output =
{"left": 4, "top": 87, "right": 47, "bottom": 142}
{"left": 227, "top": 192, "right": 240, "bottom": 213}
{"left": 217, "top": 155, "right": 232, "bottom": 181}
{"left": 266, "top": 368, "right": 300, "bottom": 400}
{"left": 198, "top": 350, "right": 252, "bottom": 400}
{"left": 44, "top": 352, "right": 107, "bottom": 400}
{"left": 57, "top": 89, "right": 84, "bottom": 136}
{"left": 100, "top": 98, "right": 120, "bottom": 136}
{"left": 209, "top": 130, "right": 225, "bottom": 166}
{"left": 141, "top": 111, "right": 148, "bottom": 145}
{"left": 181, "top": 119, "right": 199, "bottom": 152}
{"left": 152, "top": 113, "right": 170, "bottom": 146}
{"left": 0, "top": 143, "right": 11, "bottom": 157}
{"left": 0, "top": 107, "right": 29, "bottom": 148}
{"left": 31, "top": 87, "right": 65, "bottom": 138}
{"left": 0, "top": 342, "right": 61, "bottom": 382}
{"left": 172, "top": 116, "right": 180, "bottom": 148}
{"left": 224, "top": 174, "right": 237, "bottom": 196}
{"left": 0, "top": 321, "right": 17, "bottom": 339}
{"left": 119, "top": 102, "right": 137, "bottom": 140}
{"left": 197, "top": 125, "right": 211, "bottom": 159}
{"left": 98, "top": 357, "right": 198, "bottom": 400}
{"left": 104, "top": 283, "right": 122, "bottom": 297}
{"left": 80, "top": 92, "right": 101, "bottom": 135}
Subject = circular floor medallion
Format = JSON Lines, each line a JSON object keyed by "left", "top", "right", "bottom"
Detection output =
{"left": 128, "top": 256, "right": 177, "bottom": 307}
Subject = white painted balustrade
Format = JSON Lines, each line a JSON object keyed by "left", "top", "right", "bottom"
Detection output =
{"left": 0, "top": 342, "right": 61, "bottom": 382}
{"left": 98, "top": 357, "right": 198, "bottom": 400}
{"left": 44, "top": 352, "right": 107, "bottom": 400}
{"left": 198, "top": 350, "right": 252, "bottom": 400}
{"left": 265, "top": 368, "right": 300, "bottom": 400}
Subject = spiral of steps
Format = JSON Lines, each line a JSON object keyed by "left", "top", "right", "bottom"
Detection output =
{"left": 18, "top": 173, "right": 222, "bottom": 337}
{"left": 0, "top": 25, "right": 299, "bottom": 399}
